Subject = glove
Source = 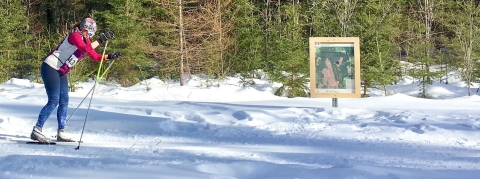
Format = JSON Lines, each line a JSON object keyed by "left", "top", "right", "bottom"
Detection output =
{"left": 107, "top": 52, "right": 122, "bottom": 60}
{"left": 98, "top": 30, "right": 114, "bottom": 44}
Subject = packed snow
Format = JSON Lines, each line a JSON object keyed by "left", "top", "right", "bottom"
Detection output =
{"left": 1, "top": 73, "right": 480, "bottom": 179}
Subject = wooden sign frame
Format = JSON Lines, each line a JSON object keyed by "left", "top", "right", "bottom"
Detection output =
{"left": 309, "top": 37, "right": 361, "bottom": 98}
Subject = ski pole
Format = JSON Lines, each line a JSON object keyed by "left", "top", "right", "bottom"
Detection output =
{"left": 76, "top": 40, "right": 109, "bottom": 150}
{"left": 65, "top": 60, "right": 116, "bottom": 124}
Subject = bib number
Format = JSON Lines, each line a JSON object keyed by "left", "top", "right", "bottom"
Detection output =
{"left": 65, "top": 55, "right": 78, "bottom": 67}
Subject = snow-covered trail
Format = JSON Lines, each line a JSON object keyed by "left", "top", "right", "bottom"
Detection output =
{"left": 1, "top": 135, "right": 479, "bottom": 179}
{"left": 1, "top": 95, "right": 480, "bottom": 179}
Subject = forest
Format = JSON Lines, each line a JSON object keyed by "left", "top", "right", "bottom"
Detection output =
{"left": 1, "top": 0, "right": 480, "bottom": 98}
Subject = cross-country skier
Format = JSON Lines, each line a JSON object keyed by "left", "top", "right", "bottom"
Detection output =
{"left": 30, "top": 17, "right": 121, "bottom": 142}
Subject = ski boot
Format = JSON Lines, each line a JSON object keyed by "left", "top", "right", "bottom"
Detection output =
{"left": 57, "top": 129, "right": 76, "bottom": 142}
{"left": 30, "top": 126, "right": 50, "bottom": 143}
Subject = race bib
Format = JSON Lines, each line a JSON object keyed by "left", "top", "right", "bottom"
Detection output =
{"left": 65, "top": 55, "right": 79, "bottom": 67}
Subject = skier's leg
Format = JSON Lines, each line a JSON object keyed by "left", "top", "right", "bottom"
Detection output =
{"left": 36, "top": 62, "right": 61, "bottom": 127}
{"left": 32, "top": 62, "right": 61, "bottom": 142}
{"left": 57, "top": 74, "right": 69, "bottom": 130}
{"left": 57, "top": 75, "right": 75, "bottom": 142}
{"left": 56, "top": 74, "right": 75, "bottom": 142}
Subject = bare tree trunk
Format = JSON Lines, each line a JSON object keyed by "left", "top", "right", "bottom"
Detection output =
{"left": 217, "top": 0, "right": 224, "bottom": 76}
{"left": 126, "top": 0, "right": 130, "bottom": 16}
{"left": 265, "top": 0, "right": 270, "bottom": 69}
{"left": 465, "top": 12, "right": 474, "bottom": 96}
{"left": 445, "top": 63, "right": 448, "bottom": 84}
{"left": 178, "top": 0, "right": 185, "bottom": 86}
{"left": 55, "top": 0, "right": 60, "bottom": 34}
{"left": 423, "top": 0, "right": 433, "bottom": 97}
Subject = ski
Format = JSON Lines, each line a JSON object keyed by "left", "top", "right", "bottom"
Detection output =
{"left": 25, "top": 140, "right": 83, "bottom": 145}
{"left": 26, "top": 141, "right": 57, "bottom": 145}
{"left": 1, "top": 138, "right": 163, "bottom": 150}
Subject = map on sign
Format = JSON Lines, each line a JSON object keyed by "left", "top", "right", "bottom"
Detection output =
{"left": 309, "top": 37, "right": 360, "bottom": 98}
{"left": 314, "top": 43, "right": 355, "bottom": 93}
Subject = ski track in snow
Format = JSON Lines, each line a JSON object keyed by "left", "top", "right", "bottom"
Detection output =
{"left": 1, "top": 78, "right": 480, "bottom": 178}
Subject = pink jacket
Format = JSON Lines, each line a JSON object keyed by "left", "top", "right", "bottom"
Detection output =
{"left": 43, "top": 32, "right": 106, "bottom": 75}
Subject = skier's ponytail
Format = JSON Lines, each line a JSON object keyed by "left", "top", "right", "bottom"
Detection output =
{"left": 70, "top": 22, "right": 80, "bottom": 30}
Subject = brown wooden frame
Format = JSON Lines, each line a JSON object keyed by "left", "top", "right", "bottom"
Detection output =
{"left": 309, "top": 37, "right": 361, "bottom": 98}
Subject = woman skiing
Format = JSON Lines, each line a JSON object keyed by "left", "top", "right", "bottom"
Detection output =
{"left": 31, "top": 17, "right": 121, "bottom": 142}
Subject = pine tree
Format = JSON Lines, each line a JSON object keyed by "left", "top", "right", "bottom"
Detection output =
{"left": 268, "top": 1, "right": 309, "bottom": 98}
{"left": 0, "top": 0, "right": 32, "bottom": 81}
{"left": 227, "top": 0, "right": 265, "bottom": 83}
{"left": 306, "top": 0, "right": 340, "bottom": 37}
{"left": 400, "top": 0, "right": 445, "bottom": 98}
{"left": 446, "top": 0, "right": 480, "bottom": 96}
{"left": 92, "top": 0, "right": 152, "bottom": 87}
{"left": 196, "top": 0, "right": 235, "bottom": 86}
{"left": 356, "top": 0, "right": 403, "bottom": 96}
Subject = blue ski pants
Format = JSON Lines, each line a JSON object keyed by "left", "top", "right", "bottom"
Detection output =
{"left": 36, "top": 62, "right": 69, "bottom": 130}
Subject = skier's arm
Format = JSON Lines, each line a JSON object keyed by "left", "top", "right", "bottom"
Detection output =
{"left": 68, "top": 33, "right": 106, "bottom": 62}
